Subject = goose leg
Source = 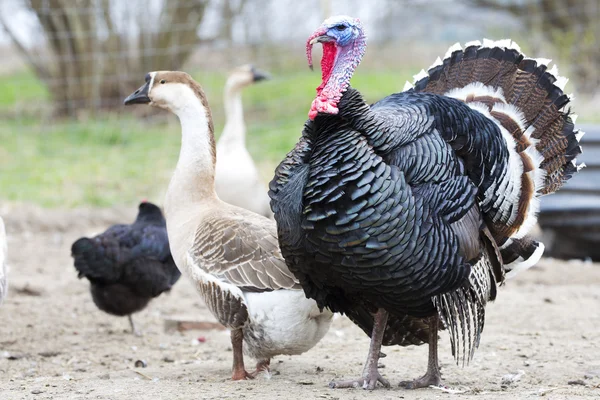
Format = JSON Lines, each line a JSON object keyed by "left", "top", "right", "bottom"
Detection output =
{"left": 128, "top": 315, "right": 142, "bottom": 337}
{"left": 399, "top": 315, "right": 442, "bottom": 389}
{"left": 329, "top": 308, "right": 390, "bottom": 390}
{"left": 231, "top": 329, "right": 253, "bottom": 380}
{"left": 249, "top": 358, "right": 271, "bottom": 378}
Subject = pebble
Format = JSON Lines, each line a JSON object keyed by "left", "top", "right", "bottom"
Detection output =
{"left": 31, "top": 389, "right": 43, "bottom": 394}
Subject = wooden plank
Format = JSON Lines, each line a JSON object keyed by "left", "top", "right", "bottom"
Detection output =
{"left": 163, "top": 317, "right": 225, "bottom": 332}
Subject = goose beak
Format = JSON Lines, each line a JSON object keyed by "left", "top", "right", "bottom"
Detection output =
{"left": 124, "top": 82, "right": 151, "bottom": 105}
{"left": 251, "top": 66, "right": 270, "bottom": 82}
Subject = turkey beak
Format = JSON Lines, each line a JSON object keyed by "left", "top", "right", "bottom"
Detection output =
{"left": 309, "top": 35, "right": 333, "bottom": 45}
{"left": 307, "top": 29, "right": 333, "bottom": 71}
{"left": 124, "top": 82, "right": 151, "bottom": 105}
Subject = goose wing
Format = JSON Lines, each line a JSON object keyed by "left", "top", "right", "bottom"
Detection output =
{"left": 189, "top": 210, "right": 300, "bottom": 292}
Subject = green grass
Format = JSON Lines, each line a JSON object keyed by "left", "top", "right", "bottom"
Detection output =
{"left": 0, "top": 67, "right": 412, "bottom": 207}
{"left": 0, "top": 70, "right": 49, "bottom": 107}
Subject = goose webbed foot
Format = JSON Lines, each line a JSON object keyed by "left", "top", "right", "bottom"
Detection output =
{"left": 248, "top": 359, "right": 271, "bottom": 378}
{"left": 329, "top": 308, "right": 390, "bottom": 390}
{"left": 231, "top": 369, "right": 255, "bottom": 381}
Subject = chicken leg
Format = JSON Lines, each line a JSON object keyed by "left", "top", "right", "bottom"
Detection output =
{"left": 399, "top": 315, "right": 442, "bottom": 389}
{"left": 329, "top": 308, "right": 390, "bottom": 390}
{"left": 128, "top": 315, "right": 142, "bottom": 337}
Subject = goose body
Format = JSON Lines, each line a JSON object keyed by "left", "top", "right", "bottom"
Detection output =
{"left": 215, "top": 65, "right": 272, "bottom": 218}
{"left": 124, "top": 71, "right": 332, "bottom": 380}
{"left": 0, "top": 217, "right": 7, "bottom": 305}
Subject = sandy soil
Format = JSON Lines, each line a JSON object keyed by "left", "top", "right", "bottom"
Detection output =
{"left": 1, "top": 205, "right": 599, "bottom": 400}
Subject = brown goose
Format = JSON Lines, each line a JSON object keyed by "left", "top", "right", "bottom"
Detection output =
{"left": 124, "top": 71, "right": 333, "bottom": 380}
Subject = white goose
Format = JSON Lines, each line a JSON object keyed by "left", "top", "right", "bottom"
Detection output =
{"left": 0, "top": 217, "right": 7, "bottom": 305}
{"left": 124, "top": 71, "right": 333, "bottom": 380}
{"left": 215, "top": 65, "right": 272, "bottom": 218}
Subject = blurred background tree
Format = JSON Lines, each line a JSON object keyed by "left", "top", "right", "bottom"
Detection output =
{"left": 0, "top": 0, "right": 597, "bottom": 208}
{"left": 0, "top": 0, "right": 224, "bottom": 116}
{"left": 470, "top": 0, "right": 599, "bottom": 94}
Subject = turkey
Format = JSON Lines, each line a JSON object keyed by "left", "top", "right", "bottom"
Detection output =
{"left": 215, "top": 65, "right": 273, "bottom": 217}
{"left": 0, "top": 216, "right": 7, "bottom": 305}
{"left": 71, "top": 201, "right": 181, "bottom": 336}
{"left": 269, "top": 15, "right": 583, "bottom": 390}
{"left": 123, "top": 72, "right": 332, "bottom": 380}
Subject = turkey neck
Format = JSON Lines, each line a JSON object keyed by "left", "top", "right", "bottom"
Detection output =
{"left": 319, "top": 34, "right": 366, "bottom": 105}
{"left": 219, "top": 81, "right": 246, "bottom": 148}
{"left": 165, "top": 93, "right": 218, "bottom": 219}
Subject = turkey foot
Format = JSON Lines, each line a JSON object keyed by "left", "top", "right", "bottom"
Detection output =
{"left": 398, "top": 371, "right": 442, "bottom": 389}
{"left": 329, "top": 367, "right": 390, "bottom": 390}
{"left": 128, "top": 315, "right": 143, "bottom": 337}
{"left": 230, "top": 329, "right": 253, "bottom": 380}
{"left": 399, "top": 315, "right": 442, "bottom": 389}
{"left": 329, "top": 309, "right": 390, "bottom": 390}
{"left": 248, "top": 359, "right": 271, "bottom": 378}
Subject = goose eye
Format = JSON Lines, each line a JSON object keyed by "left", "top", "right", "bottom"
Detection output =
{"left": 335, "top": 25, "right": 346, "bottom": 31}
{"left": 160, "top": 79, "right": 166, "bottom": 84}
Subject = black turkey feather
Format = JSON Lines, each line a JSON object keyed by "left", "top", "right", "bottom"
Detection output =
{"left": 270, "top": 16, "right": 583, "bottom": 390}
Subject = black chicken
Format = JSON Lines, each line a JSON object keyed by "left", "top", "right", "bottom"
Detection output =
{"left": 71, "top": 202, "right": 180, "bottom": 335}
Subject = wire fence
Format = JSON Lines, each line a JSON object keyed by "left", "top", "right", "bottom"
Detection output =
{"left": 1, "top": 0, "right": 598, "bottom": 119}
{"left": 0, "top": 0, "right": 598, "bottom": 206}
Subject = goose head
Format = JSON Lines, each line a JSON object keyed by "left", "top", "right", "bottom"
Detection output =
{"left": 124, "top": 71, "right": 211, "bottom": 116}
{"left": 226, "top": 64, "right": 270, "bottom": 90}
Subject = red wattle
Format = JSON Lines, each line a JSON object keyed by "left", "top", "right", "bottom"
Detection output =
{"left": 317, "top": 42, "right": 337, "bottom": 94}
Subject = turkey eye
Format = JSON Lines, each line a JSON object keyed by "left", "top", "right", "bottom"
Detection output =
{"left": 335, "top": 24, "right": 346, "bottom": 31}
{"left": 160, "top": 79, "right": 166, "bottom": 84}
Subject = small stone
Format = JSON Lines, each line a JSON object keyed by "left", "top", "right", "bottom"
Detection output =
{"left": 31, "top": 389, "right": 43, "bottom": 394}
{"left": 568, "top": 379, "right": 586, "bottom": 386}
{"left": 38, "top": 351, "right": 61, "bottom": 358}
{"left": 134, "top": 360, "right": 147, "bottom": 368}
{"left": 501, "top": 370, "right": 525, "bottom": 387}
{"left": 162, "top": 356, "right": 175, "bottom": 363}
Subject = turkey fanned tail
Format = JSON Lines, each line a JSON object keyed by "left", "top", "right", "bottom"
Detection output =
{"left": 406, "top": 38, "right": 584, "bottom": 278}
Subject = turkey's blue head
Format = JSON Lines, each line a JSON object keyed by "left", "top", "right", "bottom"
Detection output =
{"left": 306, "top": 15, "right": 366, "bottom": 120}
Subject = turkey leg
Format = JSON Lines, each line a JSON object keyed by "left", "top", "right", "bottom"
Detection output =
{"left": 399, "top": 315, "right": 442, "bottom": 389}
{"left": 230, "top": 328, "right": 254, "bottom": 380}
{"left": 329, "top": 308, "right": 390, "bottom": 390}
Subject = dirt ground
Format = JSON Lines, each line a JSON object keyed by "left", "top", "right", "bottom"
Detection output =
{"left": 1, "top": 205, "right": 599, "bottom": 400}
